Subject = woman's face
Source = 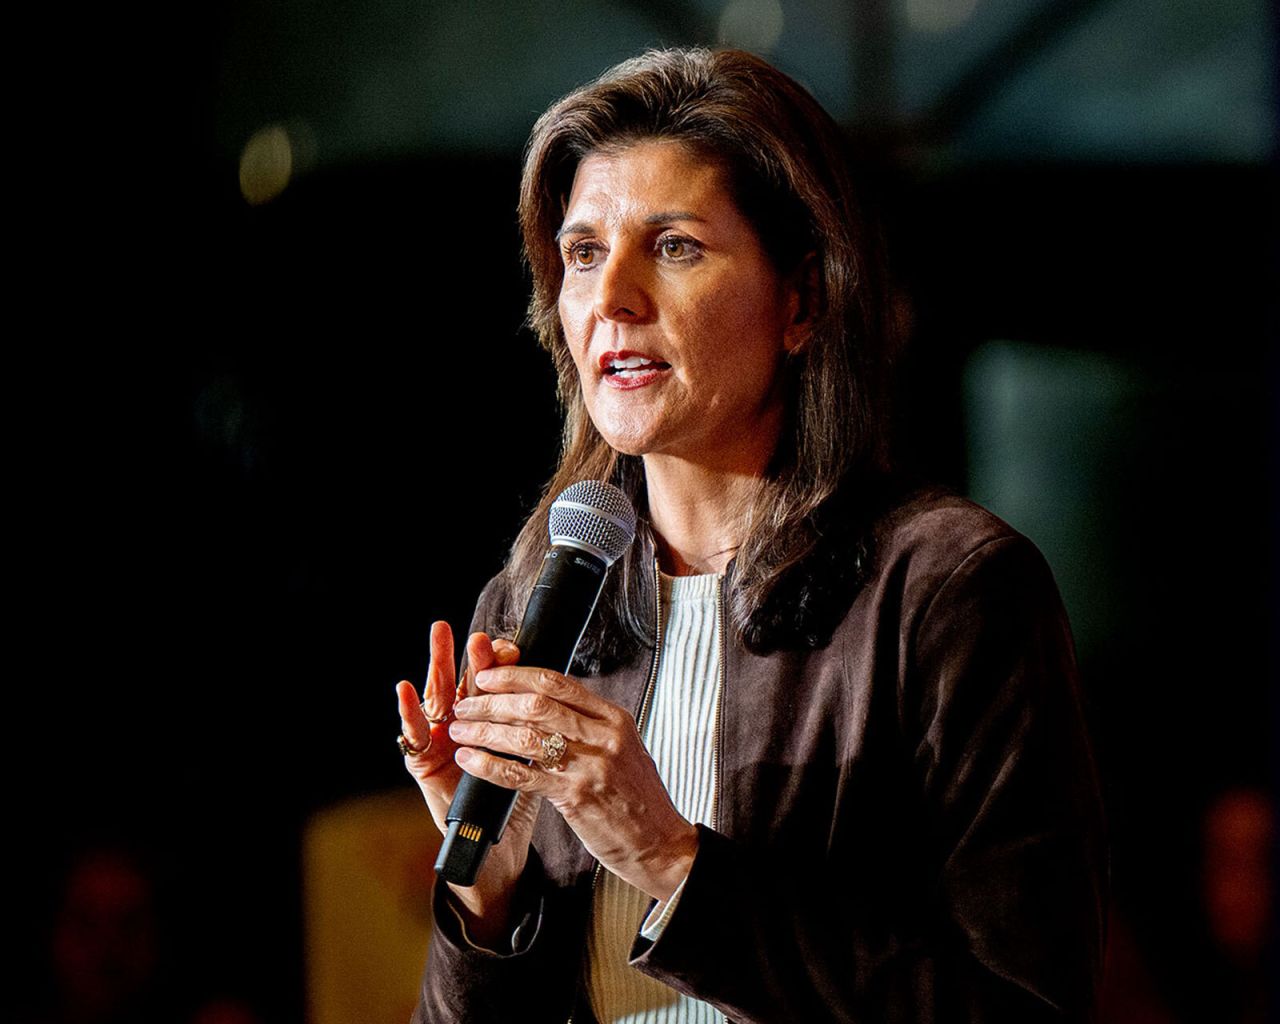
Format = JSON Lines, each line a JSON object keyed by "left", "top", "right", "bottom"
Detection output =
{"left": 557, "top": 141, "right": 806, "bottom": 472}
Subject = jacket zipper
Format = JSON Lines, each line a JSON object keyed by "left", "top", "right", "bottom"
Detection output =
{"left": 635, "top": 558, "right": 666, "bottom": 736}
{"left": 567, "top": 559, "right": 666, "bottom": 1024}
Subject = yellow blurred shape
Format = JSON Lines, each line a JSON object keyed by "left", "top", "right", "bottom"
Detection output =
{"left": 303, "top": 789, "right": 441, "bottom": 1024}
{"left": 239, "top": 125, "right": 293, "bottom": 206}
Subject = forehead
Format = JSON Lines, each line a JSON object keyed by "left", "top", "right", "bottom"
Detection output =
{"left": 561, "top": 141, "right": 734, "bottom": 226}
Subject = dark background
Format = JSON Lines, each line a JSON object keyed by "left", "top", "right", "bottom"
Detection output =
{"left": 18, "top": 1, "right": 1275, "bottom": 1021}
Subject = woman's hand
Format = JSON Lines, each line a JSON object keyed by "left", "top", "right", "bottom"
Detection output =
{"left": 396, "top": 624, "right": 541, "bottom": 943}
{"left": 396, "top": 621, "right": 466, "bottom": 825}
{"left": 448, "top": 665, "right": 700, "bottom": 903}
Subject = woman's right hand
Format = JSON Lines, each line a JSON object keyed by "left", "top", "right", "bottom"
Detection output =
{"left": 396, "top": 622, "right": 540, "bottom": 942}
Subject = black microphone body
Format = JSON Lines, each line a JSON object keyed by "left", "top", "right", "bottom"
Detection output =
{"left": 434, "top": 481, "right": 636, "bottom": 886}
{"left": 435, "top": 547, "right": 606, "bottom": 884}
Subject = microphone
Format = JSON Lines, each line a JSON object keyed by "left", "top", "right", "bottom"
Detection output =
{"left": 434, "top": 480, "right": 637, "bottom": 886}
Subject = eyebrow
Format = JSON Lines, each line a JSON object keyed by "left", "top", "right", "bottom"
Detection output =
{"left": 643, "top": 210, "right": 705, "bottom": 226}
{"left": 555, "top": 211, "right": 707, "bottom": 240}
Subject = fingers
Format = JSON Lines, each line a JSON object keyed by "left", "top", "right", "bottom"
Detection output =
{"left": 446, "top": 643, "right": 577, "bottom": 795}
{"left": 421, "top": 621, "right": 456, "bottom": 723}
{"left": 465, "top": 630, "right": 498, "bottom": 672}
{"left": 453, "top": 686, "right": 582, "bottom": 741}
{"left": 449, "top": 718, "right": 557, "bottom": 764}
{"left": 457, "top": 632, "right": 521, "bottom": 700}
{"left": 398, "top": 621, "right": 465, "bottom": 764}
{"left": 470, "top": 665, "right": 614, "bottom": 720}
{"left": 458, "top": 632, "right": 495, "bottom": 701}
{"left": 454, "top": 746, "right": 551, "bottom": 794}
{"left": 396, "top": 679, "right": 433, "bottom": 755}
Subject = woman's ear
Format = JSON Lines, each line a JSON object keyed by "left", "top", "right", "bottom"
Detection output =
{"left": 782, "top": 251, "right": 821, "bottom": 354}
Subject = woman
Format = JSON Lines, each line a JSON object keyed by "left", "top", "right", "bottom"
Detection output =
{"left": 395, "top": 48, "right": 1107, "bottom": 1023}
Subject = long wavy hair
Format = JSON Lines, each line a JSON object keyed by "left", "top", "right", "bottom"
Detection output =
{"left": 498, "top": 47, "right": 897, "bottom": 671}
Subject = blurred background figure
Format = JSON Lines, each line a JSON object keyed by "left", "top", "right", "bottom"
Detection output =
{"left": 50, "top": 849, "right": 160, "bottom": 1024}
{"left": 19, "top": 844, "right": 268, "bottom": 1024}
{"left": 188, "top": 999, "right": 268, "bottom": 1024}
{"left": 25, "top": 847, "right": 167, "bottom": 1024}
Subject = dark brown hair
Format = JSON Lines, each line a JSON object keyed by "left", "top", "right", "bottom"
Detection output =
{"left": 499, "top": 47, "right": 895, "bottom": 668}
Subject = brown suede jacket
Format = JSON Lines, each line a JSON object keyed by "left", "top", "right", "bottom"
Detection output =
{"left": 413, "top": 490, "right": 1108, "bottom": 1023}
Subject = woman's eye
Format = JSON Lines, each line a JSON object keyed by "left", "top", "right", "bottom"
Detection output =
{"left": 658, "top": 236, "right": 702, "bottom": 262}
{"left": 566, "top": 242, "right": 598, "bottom": 268}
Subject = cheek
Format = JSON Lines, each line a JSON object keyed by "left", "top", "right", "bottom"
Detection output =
{"left": 558, "top": 268, "right": 596, "bottom": 318}
{"left": 559, "top": 315, "right": 604, "bottom": 425}
{"left": 684, "top": 290, "right": 785, "bottom": 381}
{"left": 559, "top": 285, "right": 593, "bottom": 344}
{"left": 564, "top": 336, "right": 594, "bottom": 395}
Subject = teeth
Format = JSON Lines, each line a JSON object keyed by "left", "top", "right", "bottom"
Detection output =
{"left": 610, "top": 356, "right": 655, "bottom": 370}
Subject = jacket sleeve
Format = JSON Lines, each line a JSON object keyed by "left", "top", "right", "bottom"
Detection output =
{"left": 413, "top": 847, "right": 585, "bottom": 1024}
{"left": 628, "top": 535, "right": 1109, "bottom": 1023}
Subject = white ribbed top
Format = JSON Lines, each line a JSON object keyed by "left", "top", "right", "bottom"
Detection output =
{"left": 586, "top": 571, "right": 723, "bottom": 1024}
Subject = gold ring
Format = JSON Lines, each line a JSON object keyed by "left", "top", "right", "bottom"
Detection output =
{"left": 539, "top": 731, "right": 567, "bottom": 771}
{"left": 397, "top": 733, "right": 429, "bottom": 757}
{"left": 421, "top": 701, "right": 449, "bottom": 725}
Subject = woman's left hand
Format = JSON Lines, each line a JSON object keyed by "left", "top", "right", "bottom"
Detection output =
{"left": 448, "top": 664, "right": 700, "bottom": 903}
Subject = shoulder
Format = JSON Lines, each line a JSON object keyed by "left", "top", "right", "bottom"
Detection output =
{"left": 740, "top": 478, "right": 1053, "bottom": 655}
{"left": 841, "top": 489, "right": 1082, "bottom": 751}
{"left": 874, "top": 485, "right": 1050, "bottom": 579}
{"left": 860, "top": 485, "right": 1066, "bottom": 638}
{"left": 875, "top": 486, "right": 1023, "bottom": 560}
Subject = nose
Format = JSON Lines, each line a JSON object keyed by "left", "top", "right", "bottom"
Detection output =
{"left": 593, "top": 246, "right": 652, "bottom": 323}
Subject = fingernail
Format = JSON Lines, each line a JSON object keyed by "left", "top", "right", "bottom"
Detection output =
{"left": 454, "top": 699, "right": 472, "bottom": 717}
{"left": 455, "top": 748, "right": 474, "bottom": 768}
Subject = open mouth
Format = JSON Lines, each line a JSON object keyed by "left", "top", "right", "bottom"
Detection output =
{"left": 603, "top": 355, "right": 672, "bottom": 379}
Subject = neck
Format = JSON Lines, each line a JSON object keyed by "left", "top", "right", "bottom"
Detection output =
{"left": 642, "top": 454, "right": 764, "bottom": 576}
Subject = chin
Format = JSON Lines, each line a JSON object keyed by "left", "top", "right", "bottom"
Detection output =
{"left": 587, "top": 408, "right": 668, "bottom": 458}
{"left": 597, "top": 431, "right": 660, "bottom": 459}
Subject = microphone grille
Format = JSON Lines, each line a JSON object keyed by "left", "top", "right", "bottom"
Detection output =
{"left": 548, "top": 480, "right": 637, "bottom": 565}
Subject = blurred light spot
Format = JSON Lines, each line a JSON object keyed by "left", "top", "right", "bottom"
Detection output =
{"left": 718, "top": 0, "right": 785, "bottom": 53}
{"left": 905, "top": 0, "right": 979, "bottom": 33}
{"left": 1203, "top": 787, "right": 1274, "bottom": 961}
{"left": 239, "top": 124, "right": 293, "bottom": 205}
{"left": 963, "top": 341, "right": 1142, "bottom": 663}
